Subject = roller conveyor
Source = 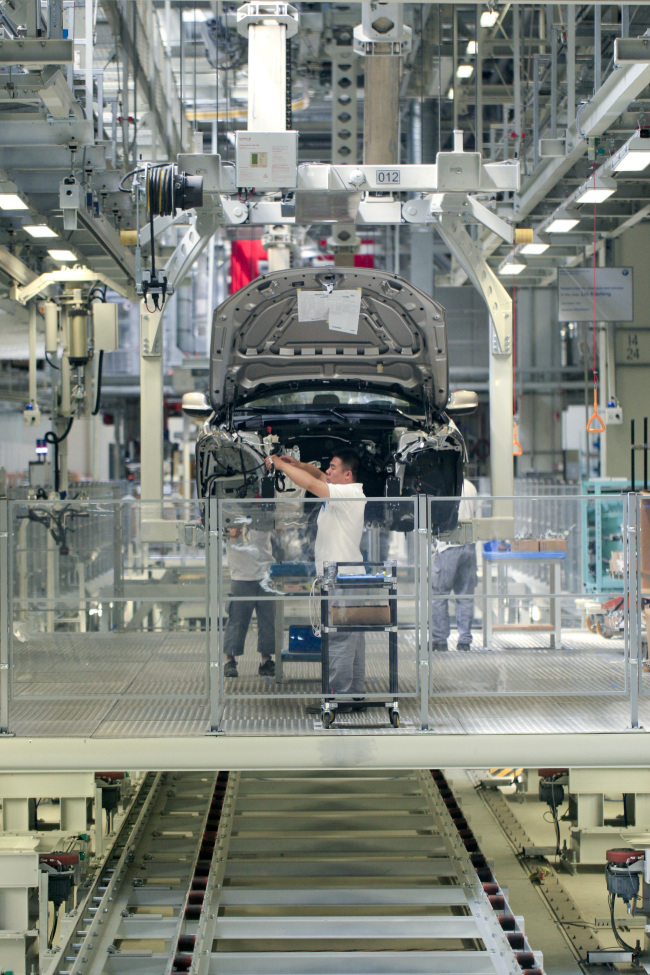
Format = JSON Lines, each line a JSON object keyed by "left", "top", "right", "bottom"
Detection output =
{"left": 48, "top": 770, "right": 542, "bottom": 975}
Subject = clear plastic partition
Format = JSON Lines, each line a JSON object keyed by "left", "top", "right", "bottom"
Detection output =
{"left": 210, "top": 496, "right": 420, "bottom": 728}
{"left": 428, "top": 494, "right": 629, "bottom": 723}
{"left": 7, "top": 498, "right": 208, "bottom": 736}
{"left": 0, "top": 490, "right": 638, "bottom": 737}
{"left": 635, "top": 492, "right": 650, "bottom": 703}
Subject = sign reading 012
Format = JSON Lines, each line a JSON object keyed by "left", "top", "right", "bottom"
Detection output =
{"left": 376, "top": 170, "right": 400, "bottom": 185}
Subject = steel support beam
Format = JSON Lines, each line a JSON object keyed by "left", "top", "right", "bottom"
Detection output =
{"left": 1, "top": 733, "right": 650, "bottom": 771}
{"left": 435, "top": 213, "right": 513, "bottom": 503}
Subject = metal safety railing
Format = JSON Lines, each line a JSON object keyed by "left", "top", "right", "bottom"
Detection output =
{"left": 0, "top": 491, "right": 645, "bottom": 738}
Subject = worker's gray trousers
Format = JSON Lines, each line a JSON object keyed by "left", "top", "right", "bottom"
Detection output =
{"left": 224, "top": 580, "right": 275, "bottom": 657}
{"left": 431, "top": 544, "right": 477, "bottom": 646}
{"left": 326, "top": 631, "right": 366, "bottom": 695}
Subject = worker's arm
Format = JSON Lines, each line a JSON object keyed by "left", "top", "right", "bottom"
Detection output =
{"left": 267, "top": 455, "right": 330, "bottom": 498}
{"left": 272, "top": 455, "right": 327, "bottom": 482}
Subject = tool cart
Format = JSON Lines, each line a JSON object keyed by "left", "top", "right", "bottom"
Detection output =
{"left": 320, "top": 560, "right": 399, "bottom": 728}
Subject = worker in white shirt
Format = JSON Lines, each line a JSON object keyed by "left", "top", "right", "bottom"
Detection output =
{"left": 266, "top": 450, "right": 366, "bottom": 708}
{"left": 223, "top": 526, "right": 276, "bottom": 677}
{"left": 431, "top": 478, "right": 478, "bottom": 651}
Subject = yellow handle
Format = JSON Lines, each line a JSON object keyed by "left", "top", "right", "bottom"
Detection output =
{"left": 513, "top": 421, "right": 523, "bottom": 456}
{"left": 586, "top": 387, "right": 605, "bottom": 434}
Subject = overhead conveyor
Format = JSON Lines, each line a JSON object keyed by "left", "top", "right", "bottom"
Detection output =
{"left": 46, "top": 769, "right": 542, "bottom": 975}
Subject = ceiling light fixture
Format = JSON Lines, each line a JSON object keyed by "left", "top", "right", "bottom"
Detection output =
{"left": 546, "top": 218, "right": 580, "bottom": 233}
{"left": 575, "top": 175, "right": 616, "bottom": 204}
{"left": 612, "top": 128, "right": 650, "bottom": 172}
{"left": 520, "top": 242, "right": 549, "bottom": 255}
{"left": 456, "top": 64, "right": 474, "bottom": 79}
{"left": 465, "top": 40, "right": 477, "bottom": 55}
{"left": 447, "top": 87, "right": 454, "bottom": 100}
{"left": 480, "top": 9, "right": 499, "bottom": 28}
{"left": 48, "top": 249, "right": 77, "bottom": 261}
{"left": 23, "top": 225, "right": 58, "bottom": 238}
{"left": 0, "top": 193, "right": 28, "bottom": 210}
{"left": 499, "top": 262, "right": 526, "bottom": 276}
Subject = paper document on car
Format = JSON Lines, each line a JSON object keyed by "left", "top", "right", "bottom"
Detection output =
{"left": 297, "top": 290, "right": 330, "bottom": 321}
{"left": 328, "top": 289, "right": 361, "bottom": 334}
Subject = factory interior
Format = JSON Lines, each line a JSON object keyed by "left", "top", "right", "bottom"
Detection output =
{"left": 5, "top": 0, "right": 650, "bottom": 973}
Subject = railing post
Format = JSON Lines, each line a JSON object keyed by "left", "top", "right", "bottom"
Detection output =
{"left": 417, "top": 495, "right": 429, "bottom": 730}
{"left": 207, "top": 498, "right": 222, "bottom": 732}
{"left": 0, "top": 498, "right": 12, "bottom": 734}
{"left": 627, "top": 492, "right": 640, "bottom": 729}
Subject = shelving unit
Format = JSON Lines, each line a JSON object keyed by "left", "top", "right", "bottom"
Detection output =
{"left": 580, "top": 479, "right": 628, "bottom": 593}
{"left": 320, "top": 561, "right": 399, "bottom": 728}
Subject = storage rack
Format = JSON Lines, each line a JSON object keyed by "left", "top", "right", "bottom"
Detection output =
{"left": 320, "top": 560, "right": 399, "bottom": 728}
{"left": 580, "top": 479, "right": 628, "bottom": 594}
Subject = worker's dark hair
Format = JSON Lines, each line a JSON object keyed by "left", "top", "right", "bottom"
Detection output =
{"left": 333, "top": 450, "right": 360, "bottom": 481}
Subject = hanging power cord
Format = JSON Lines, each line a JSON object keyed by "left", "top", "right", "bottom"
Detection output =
{"left": 44, "top": 418, "right": 74, "bottom": 494}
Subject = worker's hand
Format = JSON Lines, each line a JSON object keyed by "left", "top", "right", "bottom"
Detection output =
{"left": 278, "top": 454, "right": 298, "bottom": 466}
{"left": 264, "top": 456, "right": 273, "bottom": 471}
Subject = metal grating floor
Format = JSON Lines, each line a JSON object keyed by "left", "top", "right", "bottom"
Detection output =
{"left": 6, "top": 629, "right": 648, "bottom": 737}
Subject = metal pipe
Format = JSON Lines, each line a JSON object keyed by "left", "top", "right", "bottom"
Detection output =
{"left": 567, "top": 4, "right": 576, "bottom": 130}
{"left": 85, "top": 0, "right": 93, "bottom": 130}
{"left": 28, "top": 301, "right": 37, "bottom": 408}
{"left": 594, "top": 4, "right": 601, "bottom": 94}
{"left": 475, "top": 6, "right": 483, "bottom": 157}
{"left": 513, "top": 4, "right": 521, "bottom": 153}
{"left": 533, "top": 54, "right": 539, "bottom": 171}
{"left": 550, "top": 27, "right": 557, "bottom": 138}
{"left": 622, "top": 5, "right": 629, "bottom": 38}
{"left": 452, "top": 6, "right": 458, "bottom": 131}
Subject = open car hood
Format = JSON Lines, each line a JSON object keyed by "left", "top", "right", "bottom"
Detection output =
{"left": 210, "top": 267, "right": 449, "bottom": 412}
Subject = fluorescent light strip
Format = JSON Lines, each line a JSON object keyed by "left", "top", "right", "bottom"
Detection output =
{"left": 23, "top": 225, "right": 58, "bottom": 238}
{"left": 520, "top": 243, "right": 549, "bottom": 255}
{"left": 546, "top": 218, "right": 579, "bottom": 233}
{"left": 48, "top": 249, "right": 77, "bottom": 261}
{"left": 499, "top": 263, "right": 526, "bottom": 275}
{"left": 0, "top": 194, "right": 28, "bottom": 210}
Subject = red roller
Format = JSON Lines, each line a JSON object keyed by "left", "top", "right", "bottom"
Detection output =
{"left": 95, "top": 772, "right": 125, "bottom": 780}
{"left": 538, "top": 768, "right": 568, "bottom": 779}
{"left": 39, "top": 853, "right": 80, "bottom": 867}
{"left": 607, "top": 848, "right": 645, "bottom": 864}
{"left": 489, "top": 894, "right": 505, "bottom": 909}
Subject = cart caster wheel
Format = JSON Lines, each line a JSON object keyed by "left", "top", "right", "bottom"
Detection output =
{"left": 322, "top": 711, "right": 332, "bottom": 729}
{"left": 586, "top": 615, "right": 597, "bottom": 633}
{"left": 596, "top": 620, "right": 614, "bottom": 639}
{"left": 390, "top": 709, "right": 400, "bottom": 728}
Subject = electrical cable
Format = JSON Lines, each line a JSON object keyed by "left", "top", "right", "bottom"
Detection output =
{"left": 45, "top": 418, "right": 74, "bottom": 494}
{"left": 609, "top": 893, "right": 636, "bottom": 953}
{"left": 48, "top": 909, "right": 58, "bottom": 949}
{"left": 45, "top": 352, "right": 59, "bottom": 370}
{"left": 92, "top": 350, "right": 104, "bottom": 416}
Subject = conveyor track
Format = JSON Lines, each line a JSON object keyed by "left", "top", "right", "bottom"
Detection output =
{"left": 50, "top": 770, "right": 543, "bottom": 975}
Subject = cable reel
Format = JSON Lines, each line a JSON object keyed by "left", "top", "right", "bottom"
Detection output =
{"left": 120, "top": 162, "right": 204, "bottom": 310}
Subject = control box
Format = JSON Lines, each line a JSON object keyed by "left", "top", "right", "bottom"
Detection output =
{"left": 235, "top": 131, "right": 298, "bottom": 189}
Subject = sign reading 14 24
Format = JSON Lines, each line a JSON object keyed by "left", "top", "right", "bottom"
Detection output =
{"left": 376, "top": 169, "right": 400, "bottom": 185}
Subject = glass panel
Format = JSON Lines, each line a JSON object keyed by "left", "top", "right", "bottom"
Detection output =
{"left": 9, "top": 498, "right": 208, "bottom": 736}
{"left": 429, "top": 494, "right": 629, "bottom": 730}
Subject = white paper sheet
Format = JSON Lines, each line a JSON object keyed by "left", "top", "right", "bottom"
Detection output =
{"left": 327, "top": 290, "right": 361, "bottom": 334}
{"left": 297, "top": 290, "right": 330, "bottom": 321}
